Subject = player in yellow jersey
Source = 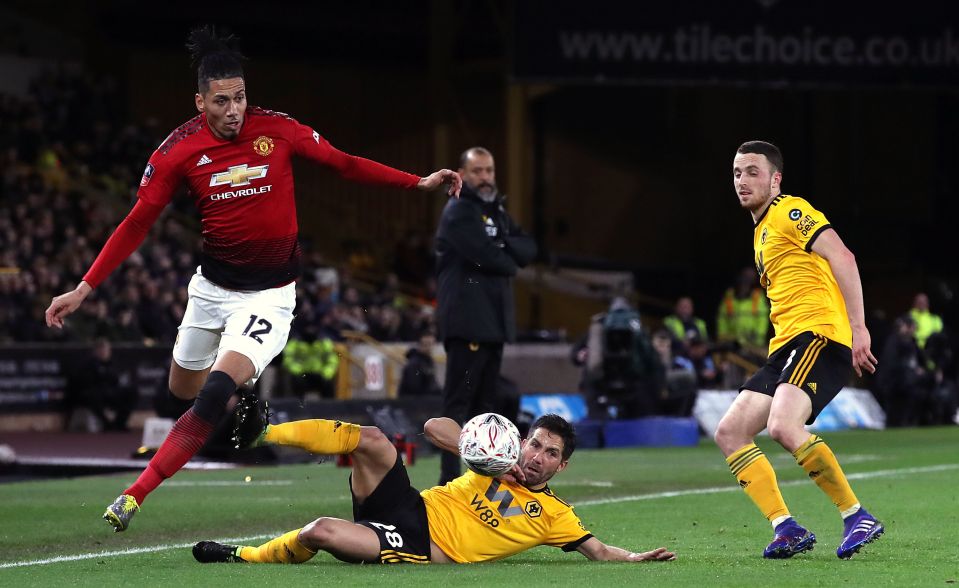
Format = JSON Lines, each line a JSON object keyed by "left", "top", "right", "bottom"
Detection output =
{"left": 192, "top": 412, "right": 676, "bottom": 565}
{"left": 714, "top": 140, "right": 883, "bottom": 560}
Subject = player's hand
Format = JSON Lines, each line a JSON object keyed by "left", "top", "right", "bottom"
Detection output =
{"left": 417, "top": 169, "right": 462, "bottom": 197}
{"left": 851, "top": 325, "right": 878, "bottom": 377}
{"left": 627, "top": 547, "right": 676, "bottom": 562}
{"left": 496, "top": 462, "right": 526, "bottom": 486}
{"left": 45, "top": 282, "right": 92, "bottom": 329}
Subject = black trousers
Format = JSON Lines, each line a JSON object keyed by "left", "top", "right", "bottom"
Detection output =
{"left": 439, "top": 338, "right": 503, "bottom": 484}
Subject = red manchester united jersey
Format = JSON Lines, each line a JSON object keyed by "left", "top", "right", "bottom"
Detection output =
{"left": 84, "top": 106, "right": 420, "bottom": 291}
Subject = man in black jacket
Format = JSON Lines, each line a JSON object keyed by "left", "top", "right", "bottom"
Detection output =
{"left": 434, "top": 147, "right": 537, "bottom": 484}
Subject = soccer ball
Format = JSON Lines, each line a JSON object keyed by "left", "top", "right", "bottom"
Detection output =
{"left": 458, "top": 413, "right": 521, "bottom": 477}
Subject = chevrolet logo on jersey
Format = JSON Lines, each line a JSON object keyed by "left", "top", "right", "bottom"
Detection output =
{"left": 209, "top": 164, "right": 269, "bottom": 187}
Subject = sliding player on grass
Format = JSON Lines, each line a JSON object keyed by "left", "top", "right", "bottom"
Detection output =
{"left": 715, "top": 140, "right": 883, "bottom": 560}
{"left": 193, "top": 412, "right": 676, "bottom": 565}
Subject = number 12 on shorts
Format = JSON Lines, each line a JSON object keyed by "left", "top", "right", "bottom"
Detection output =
{"left": 369, "top": 522, "right": 405, "bottom": 548}
{"left": 242, "top": 314, "right": 273, "bottom": 344}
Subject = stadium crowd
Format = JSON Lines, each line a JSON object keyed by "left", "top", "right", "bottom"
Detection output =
{"left": 1, "top": 69, "right": 954, "bottom": 424}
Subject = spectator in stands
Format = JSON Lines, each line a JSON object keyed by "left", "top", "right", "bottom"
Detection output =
{"left": 651, "top": 328, "right": 697, "bottom": 417}
{"left": 138, "top": 280, "right": 177, "bottom": 342}
{"left": 113, "top": 306, "right": 146, "bottom": 342}
{"left": 876, "top": 315, "right": 931, "bottom": 427}
{"left": 64, "top": 338, "right": 137, "bottom": 431}
{"left": 398, "top": 332, "right": 442, "bottom": 397}
{"left": 663, "top": 296, "right": 709, "bottom": 355}
{"left": 282, "top": 327, "right": 339, "bottom": 399}
{"left": 909, "top": 292, "right": 944, "bottom": 350}
{"left": 393, "top": 230, "right": 434, "bottom": 286}
{"left": 404, "top": 304, "right": 436, "bottom": 342}
{"left": 368, "top": 305, "right": 400, "bottom": 341}
{"left": 373, "top": 272, "right": 406, "bottom": 308}
{"left": 686, "top": 334, "right": 719, "bottom": 388}
{"left": 716, "top": 267, "right": 771, "bottom": 387}
{"left": 915, "top": 321, "right": 957, "bottom": 426}
{"left": 717, "top": 267, "right": 770, "bottom": 351}
{"left": 0, "top": 68, "right": 191, "bottom": 346}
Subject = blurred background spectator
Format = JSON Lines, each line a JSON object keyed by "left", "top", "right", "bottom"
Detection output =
{"left": 715, "top": 267, "right": 770, "bottom": 387}
{"left": 909, "top": 292, "right": 944, "bottom": 350}
{"left": 651, "top": 328, "right": 697, "bottom": 417}
{"left": 63, "top": 338, "right": 136, "bottom": 432}
{"left": 663, "top": 296, "right": 709, "bottom": 358}
{"left": 397, "top": 331, "right": 442, "bottom": 398}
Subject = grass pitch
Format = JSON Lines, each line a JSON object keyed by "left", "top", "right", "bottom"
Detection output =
{"left": 1, "top": 427, "right": 957, "bottom": 587}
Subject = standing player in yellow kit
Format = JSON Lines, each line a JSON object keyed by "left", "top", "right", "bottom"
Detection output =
{"left": 714, "top": 140, "right": 883, "bottom": 560}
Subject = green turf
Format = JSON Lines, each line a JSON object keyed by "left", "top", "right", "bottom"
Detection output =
{"left": 1, "top": 427, "right": 958, "bottom": 587}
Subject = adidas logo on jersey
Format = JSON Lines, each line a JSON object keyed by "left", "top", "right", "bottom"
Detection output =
{"left": 808, "top": 383, "right": 817, "bottom": 394}
{"left": 196, "top": 154, "right": 213, "bottom": 167}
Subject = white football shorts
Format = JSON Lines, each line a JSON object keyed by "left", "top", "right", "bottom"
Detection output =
{"left": 172, "top": 268, "right": 295, "bottom": 387}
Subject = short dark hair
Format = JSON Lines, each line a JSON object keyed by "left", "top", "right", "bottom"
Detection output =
{"left": 458, "top": 146, "right": 493, "bottom": 169}
{"left": 737, "top": 140, "right": 784, "bottom": 173}
{"left": 530, "top": 414, "right": 577, "bottom": 461}
{"left": 187, "top": 26, "right": 245, "bottom": 94}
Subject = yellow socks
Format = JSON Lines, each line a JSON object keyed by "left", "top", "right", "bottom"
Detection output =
{"left": 727, "top": 443, "right": 791, "bottom": 523}
{"left": 793, "top": 434, "right": 860, "bottom": 515}
{"left": 263, "top": 419, "right": 361, "bottom": 454}
{"left": 238, "top": 529, "right": 317, "bottom": 564}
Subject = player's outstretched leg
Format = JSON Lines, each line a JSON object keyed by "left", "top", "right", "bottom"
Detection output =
{"left": 103, "top": 371, "right": 239, "bottom": 532}
{"left": 196, "top": 519, "right": 384, "bottom": 565}
{"left": 792, "top": 434, "right": 885, "bottom": 559}
{"left": 244, "top": 418, "right": 362, "bottom": 455}
{"left": 194, "top": 529, "right": 317, "bottom": 564}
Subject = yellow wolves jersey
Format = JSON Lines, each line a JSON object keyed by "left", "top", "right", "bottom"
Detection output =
{"left": 753, "top": 195, "right": 851, "bottom": 354}
{"left": 421, "top": 470, "right": 591, "bottom": 563}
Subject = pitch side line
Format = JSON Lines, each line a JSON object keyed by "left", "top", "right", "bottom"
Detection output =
{"left": 165, "top": 480, "right": 294, "bottom": 487}
{"left": 2, "top": 463, "right": 956, "bottom": 569}
{"left": 576, "top": 463, "right": 959, "bottom": 507}
{"left": 0, "top": 533, "right": 281, "bottom": 570}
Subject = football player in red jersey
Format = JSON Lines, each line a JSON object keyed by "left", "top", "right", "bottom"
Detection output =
{"left": 44, "top": 26, "right": 461, "bottom": 533}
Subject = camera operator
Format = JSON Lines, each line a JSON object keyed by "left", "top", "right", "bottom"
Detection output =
{"left": 574, "top": 298, "right": 663, "bottom": 419}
